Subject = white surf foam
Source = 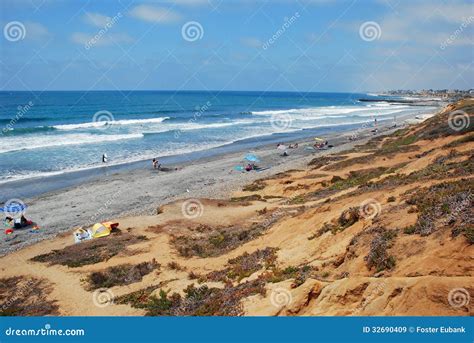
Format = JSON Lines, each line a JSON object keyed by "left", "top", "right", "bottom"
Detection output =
{"left": 0, "top": 133, "right": 143, "bottom": 154}
{"left": 251, "top": 105, "right": 409, "bottom": 120}
{"left": 54, "top": 117, "right": 170, "bottom": 130}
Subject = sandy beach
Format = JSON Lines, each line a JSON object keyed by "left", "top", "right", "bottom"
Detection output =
{"left": 0, "top": 99, "right": 472, "bottom": 317}
{"left": 1, "top": 117, "right": 411, "bottom": 256}
{"left": 1, "top": 1, "right": 473, "bottom": 341}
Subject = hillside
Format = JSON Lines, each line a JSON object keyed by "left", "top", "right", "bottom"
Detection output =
{"left": 0, "top": 99, "right": 472, "bottom": 316}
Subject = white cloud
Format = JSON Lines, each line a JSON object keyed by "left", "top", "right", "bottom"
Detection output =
{"left": 24, "top": 21, "right": 50, "bottom": 41}
{"left": 130, "top": 5, "right": 182, "bottom": 23}
{"left": 360, "top": 1, "right": 474, "bottom": 47}
{"left": 240, "top": 37, "right": 262, "bottom": 48}
{"left": 84, "top": 12, "right": 112, "bottom": 27}
{"left": 399, "top": 2, "right": 473, "bottom": 24}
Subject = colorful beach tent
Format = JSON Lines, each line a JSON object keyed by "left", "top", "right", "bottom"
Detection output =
{"left": 89, "top": 222, "right": 117, "bottom": 239}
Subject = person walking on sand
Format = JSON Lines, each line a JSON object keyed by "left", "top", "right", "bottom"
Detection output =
{"left": 152, "top": 158, "right": 160, "bottom": 170}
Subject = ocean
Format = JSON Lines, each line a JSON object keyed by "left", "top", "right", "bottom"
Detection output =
{"left": 0, "top": 90, "right": 437, "bottom": 187}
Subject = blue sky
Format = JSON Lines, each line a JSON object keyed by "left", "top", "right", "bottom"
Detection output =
{"left": 0, "top": 0, "right": 473, "bottom": 92}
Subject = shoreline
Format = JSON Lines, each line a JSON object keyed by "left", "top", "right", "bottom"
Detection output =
{"left": 0, "top": 107, "right": 439, "bottom": 256}
{"left": 0, "top": 97, "right": 471, "bottom": 317}
{"left": 0, "top": 104, "right": 440, "bottom": 201}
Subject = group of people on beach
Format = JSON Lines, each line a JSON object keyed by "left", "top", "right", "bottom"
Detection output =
{"left": 314, "top": 140, "right": 331, "bottom": 149}
{"left": 152, "top": 158, "right": 161, "bottom": 169}
{"left": 99, "top": 115, "right": 386, "bottom": 173}
{"left": 101, "top": 153, "right": 163, "bottom": 171}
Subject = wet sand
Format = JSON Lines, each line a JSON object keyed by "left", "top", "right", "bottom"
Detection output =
{"left": 0, "top": 117, "right": 424, "bottom": 256}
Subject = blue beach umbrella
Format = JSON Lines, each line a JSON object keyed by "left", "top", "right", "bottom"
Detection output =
{"left": 0, "top": 201, "right": 27, "bottom": 216}
{"left": 244, "top": 153, "right": 260, "bottom": 163}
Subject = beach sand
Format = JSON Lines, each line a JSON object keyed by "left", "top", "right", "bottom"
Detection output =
{"left": 1, "top": 120, "right": 404, "bottom": 256}
{"left": 0, "top": 99, "right": 472, "bottom": 317}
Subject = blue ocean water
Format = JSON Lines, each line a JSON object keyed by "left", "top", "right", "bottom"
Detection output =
{"left": 0, "top": 91, "right": 434, "bottom": 184}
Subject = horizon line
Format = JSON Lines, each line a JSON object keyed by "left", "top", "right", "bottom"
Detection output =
{"left": 0, "top": 89, "right": 470, "bottom": 93}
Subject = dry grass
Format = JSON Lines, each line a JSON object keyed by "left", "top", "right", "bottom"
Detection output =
{"left": 365, "top": 228, "right": 398, "bottom": 272}
{"left": 30, "top": 231, "right": 148, "bottom": 268}
{"left": 404, "top": 179, "right": 473, "bottom": 240}
{"left": 170, "top": 210, "right": 293, "bottom": 258}
{"left": 242, "top": 180, "right": 267, "bottom": 192}
{"left": 204, "top": 248, "right": 278, "bottom": 283}
{"left": 87, "top": 260, "right": 160, "bottom": 290}
{"left": 117, "top": 281, "right": 266, "bottom": 316}
{"left": 0, "top": 276, "right": 59, "bottom": 316}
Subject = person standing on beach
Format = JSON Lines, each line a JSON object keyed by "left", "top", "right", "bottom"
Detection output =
{"left": 152, "top": 158, "right": 159, "bottom": 169}
{"left": 372, "top": 117, "right": 378, "bottom": 134}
